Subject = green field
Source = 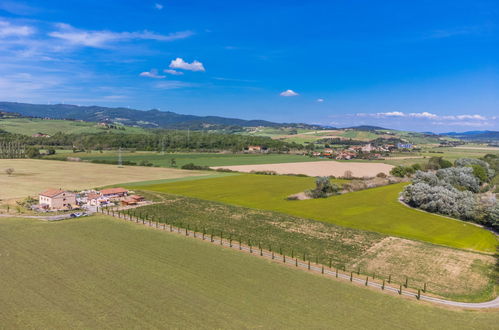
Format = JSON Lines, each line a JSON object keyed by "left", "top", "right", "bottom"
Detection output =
{"left": 0, "top": 118, "right": 148, "bottom": 135}
{"left": 46, "top": 151, "right": 329, "bottom": 168}
{"left": 134, "top": 174, "right": 497, "bottom": 253}
{"left": 131, "top": 193, "right": 496, "bottom": 300}
{"left": 0, "top": 216, "right": 497, "bottom": 328}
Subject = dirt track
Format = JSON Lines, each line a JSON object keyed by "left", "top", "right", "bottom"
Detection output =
{"left": 211, "top": 161, "right": 394, "bottom": 177}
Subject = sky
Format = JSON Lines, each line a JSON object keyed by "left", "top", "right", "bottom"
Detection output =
{"left": 0, "top": 0, "right": 498, "bottom": 132}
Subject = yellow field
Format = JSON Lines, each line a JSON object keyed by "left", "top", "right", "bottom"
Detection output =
{"left": 0, "top": 159, "right": 206, "bottom": 200}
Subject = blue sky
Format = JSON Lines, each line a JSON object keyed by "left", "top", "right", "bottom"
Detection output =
{"left": 0, "top": 0, "right": 498, "bottom": 132}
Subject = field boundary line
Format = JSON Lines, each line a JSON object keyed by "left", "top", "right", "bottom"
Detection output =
{"left": 100, "top": 208, "right": 499, "bottom": 309}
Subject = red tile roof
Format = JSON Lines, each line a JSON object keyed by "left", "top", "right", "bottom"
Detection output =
{"left": 40, "top": 189, "right": 67, "bottom": 198}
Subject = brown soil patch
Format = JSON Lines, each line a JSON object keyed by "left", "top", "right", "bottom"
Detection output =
{"left": 348, "top": 237, "right": 495, "bottom": 298}
{"left": 211, "top": 161, "right": 394, "bottom": 177}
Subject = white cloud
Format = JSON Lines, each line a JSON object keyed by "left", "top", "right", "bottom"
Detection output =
{"left": 139, "top": 69, "right": 165, "bottom": 79}
{"left": 155, "top": 81, "right": 196, "bottom": 89}
{"left": 49, "top": 23, "right": 194, "bottom": 48}
{"left": 0, "top": 20, "right": 35, "bottom": 37}
{"left": 280, "top": 89, "right": 298, "bottom": 97}
{"left": 409, "top": 111, "right": 438, "bottom": 119}
{"left": 154, "top": 3, "right": 163, "bottom": 10}
{"left": 164, "top": 69, "right": 184, "bottom": 75}
{"left": 377, "top": 111, "right": 404, "bottom": 117}
{"left": 169, "top": 58, "right": 205, "bottom": 72}
{"left": 316, "top": 98, "right": 324, "bottom": 103}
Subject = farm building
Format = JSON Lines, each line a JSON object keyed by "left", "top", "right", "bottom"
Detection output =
{"left": 244, "top": 145, "right": 268, "bottom": 153}
{"left": 39, "top": 189, "right": 77, "bottom": 210}
{"left": 86, "top": 192, "right": 109, "bottom": 206}
{"left": 99, "top": 187, "right": 128, "bottom": 198}
{"left": 121, "top": 195, "right": 145, "bottom": 206}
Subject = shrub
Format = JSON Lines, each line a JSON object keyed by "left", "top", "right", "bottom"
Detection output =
{"left": 390, "top": 165, "right": 415, "bottom": 178}
{"left": 425, "top": 157, "right": 452, "bottom": 170}
{"left": 376, "top": 172, "right": 387, "bottom": 178}
{"left": 25, "top": 146, "right": 40, "bottom": 158}
{"left": 181, "top": 163, "right": 211, "bottom": 170}
{"left": 4, "top": 168, "right": 14, "bottom": 176}
{"left": 402, "top": 182, "right": 477, "bottom": 220}
{"left": 455, "top": 158, "right": 495, "bottom": 179}
{"left": 471, "top": 164, "right": 488, "bottom": 183}
{"left": 306, "top": 177, "right": 340, "bottom": 198}
{"left": 436, "top": 167, "right": 480, "bottom": 193}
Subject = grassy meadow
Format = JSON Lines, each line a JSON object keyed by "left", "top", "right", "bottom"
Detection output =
{"left": 0, "top": 117, "right": 147, "bottom": 135}
{"left": 0, "top": 216, "right": 497, "bottom": 329}
{"left": 45, "top": 150, "right": 330, "bottom": 168}
{"left": 132, "top": 193, "right": 496, "bottom": 301}
{"left": 134, "top": 174, "right": 497, "bottom": 253}
{"left": 0, "top": 159, "right": 207, "bottom": 200}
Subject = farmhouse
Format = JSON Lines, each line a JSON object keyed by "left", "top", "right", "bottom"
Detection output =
{"left": 244, "top": 145, "right": 268, "bottom": 153}
{"left": 100, "top": 187, "right": 128, "bottom": 198}
{"left": 39, "top": 189, "right": 77, "bottom": 210}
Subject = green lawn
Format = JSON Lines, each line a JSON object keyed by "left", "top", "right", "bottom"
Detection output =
{"left": 46, "top": 151, "right": 329, "bottom": 168}
{"left": 0, "top": 118, "right": 148, "bottom": 135}
{"left": 135, "top": 174, "right": 497, "bottom": 253}
{"left": 0, "top": 216, "right": 497, "bottom": 329}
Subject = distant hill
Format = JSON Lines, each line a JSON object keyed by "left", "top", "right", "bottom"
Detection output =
{"left": 0, "top": 102, "right": 307, "bottom": 130}
{"left": 345, "top": 125, "right": 386, "bottom": 131}
{"left": 440, "top": 130, "right": 499, "bottom": 142}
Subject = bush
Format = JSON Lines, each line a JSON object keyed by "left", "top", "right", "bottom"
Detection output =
{"left": 471, "top": 164, "right": 488, "bottom": 183}
{"left": 390, "top": 165, "right": 415, "bottom": 178}
{"left": 25, "top": 146, "right": 40, "bottom": 158}
{"left": 376, "top": 172, "right": 387, "bottom": 178}
{"left": 306, "top": 177, "right": 340, "bottom": 198}
{"left": 402, "top": 182, "right": 477, "bottom": 220}
{"left": 181, "top": 163, "right": 211, "bottom": 170}
{"left": 436, "top": 167, "right": 480, "bottom": 193}
{"left": 426, "top": 157, "right": 452, "bottom": 170}
{"left": 455, "top": 158, "right": 495, "bottom": 179}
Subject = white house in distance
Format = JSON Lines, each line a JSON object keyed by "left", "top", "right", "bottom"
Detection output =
{"left": 39, "top": 189, "right": 77, "bottom": 210}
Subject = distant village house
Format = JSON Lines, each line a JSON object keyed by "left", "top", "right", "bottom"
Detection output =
{"left": 100, "top": 187, "right": 129, "bottom": 198}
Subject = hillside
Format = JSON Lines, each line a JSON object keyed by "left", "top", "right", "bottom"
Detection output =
{"left": 0, "top": 117, "right": 148, "bottom": 136}
{"left": 0, "top": 101, "right": 305, "bottom": 130}
{"left": 441, "top": 131, "right": 499, "bottom": 142}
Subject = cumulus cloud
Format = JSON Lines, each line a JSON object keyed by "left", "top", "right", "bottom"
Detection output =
{"left": 139, "top": 69, "right": 165, "bottom": 79}
{"left": 316, "top": 98, "right": 325, "bottom": 102}
{"left": 49, "top": 23, "right": 194, "bottom": 48}
{"left": 0, "top": 20, "right": 35, "bottom": 37}
{"left": 169, "top": 58, "right": 205, "bottom": 72}
{"left": 154, "top": 3, "right": 163, "bottom": 10}
{"left": 164, "top": 69, "right": 184, "bottom": 75}
{"left": 280, "top": 89, "right": 298, "bottom": 96}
